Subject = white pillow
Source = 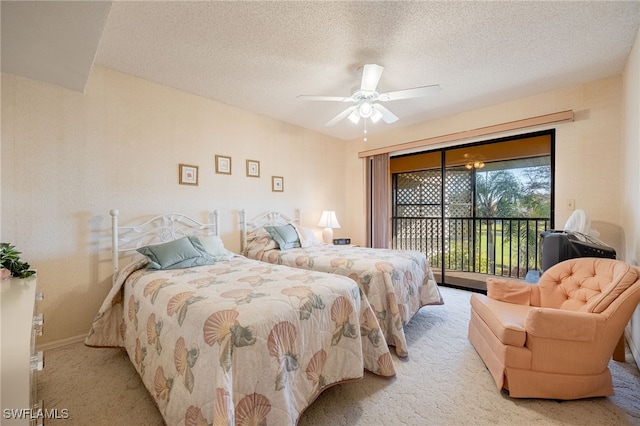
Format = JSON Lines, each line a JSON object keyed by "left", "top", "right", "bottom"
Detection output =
{"left": 198, "top": 235, "right": 234, "bottom": 261}
{"left": 293, "top": 224, "right": 322, "bottom": 247}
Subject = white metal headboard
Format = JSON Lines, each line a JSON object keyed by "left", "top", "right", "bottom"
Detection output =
{"left": 110, "top": 209, "right": 220, "bottom": 281}
{"left": 239, "top": 209, "right": 300, "bottom": 252}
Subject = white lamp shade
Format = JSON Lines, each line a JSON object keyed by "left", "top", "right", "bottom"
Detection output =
{"left": 317, "top": 211, "right": 341, "bottom": 229}
{"left": 318, "top": 211, "right": 340, "bottom": 244}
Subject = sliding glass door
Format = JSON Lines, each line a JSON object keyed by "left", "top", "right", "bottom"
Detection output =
{"left": 391, "top": 131, "right": 554, "bottom": 291}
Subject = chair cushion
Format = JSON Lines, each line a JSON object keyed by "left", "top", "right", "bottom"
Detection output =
{"left": 470, "top": 293, "right": 530, "bottom": 347}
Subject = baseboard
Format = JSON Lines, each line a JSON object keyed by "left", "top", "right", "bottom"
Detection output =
{"left": 37, "top": 334, "right": 86, "bottom": 352}
{"left": 625, "top": 326, "right": 640, "bottom": 371}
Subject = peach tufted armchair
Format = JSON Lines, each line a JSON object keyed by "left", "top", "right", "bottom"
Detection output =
{"left": 468, "top": 257, "right": 640, "bottom": 399}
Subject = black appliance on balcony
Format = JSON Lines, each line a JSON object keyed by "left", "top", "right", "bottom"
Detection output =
{"left": 539, "top": 230, "right": 616, "bottom": 272}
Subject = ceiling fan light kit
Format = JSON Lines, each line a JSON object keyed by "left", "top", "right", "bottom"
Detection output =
{"left": 297, "top": 63, "right": 441, "bottom": 134}
{"left": 465, "top": 161, "right": 485, "bottom": 169}
{"left": 370, "top": 107, "right": 383, "bottom": 123}
{"left": 358, "top": 102, "right": 373, "bottom": 118}
{"left": 348, "top": 109, "right": 361, "bottom": 124}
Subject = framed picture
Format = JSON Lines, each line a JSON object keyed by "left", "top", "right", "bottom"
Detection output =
{"left": 215, "top": 155, "right": 232, "bottom": 174}
{"left": 246, "top": 160, "right": 260, "bottom": 178}
{"left": 179, "top": 164, "right": 198, "bottom": 185}
{"left": 272, "top": 176, "right": 284, "bottom": 192}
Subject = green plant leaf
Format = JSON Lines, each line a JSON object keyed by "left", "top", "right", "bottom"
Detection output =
{"left": 0, "top": 243, "right": 35, "bottom": 278}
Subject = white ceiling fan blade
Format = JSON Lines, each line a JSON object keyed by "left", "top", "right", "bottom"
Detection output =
{"left": 325, "top": 105, "right": 358, "bottom": 126}
{"left": 297, "top": 95, "right": 353, "bottom": 102}
{"left": 361, "top": 64, "right": 384, "bottom": 92}
{"left": 378, "top": 84, "right": 441, "bottom": 101}
{"left": 372, "top": 103, "right": 399, "bottom": 124}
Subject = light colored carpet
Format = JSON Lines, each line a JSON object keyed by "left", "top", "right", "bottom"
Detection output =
{"left": 39, "top": 286, "right": 640, "bottom": 425}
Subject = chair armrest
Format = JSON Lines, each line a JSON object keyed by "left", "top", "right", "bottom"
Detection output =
{"left": 487, "top": 278, "right": 539, "bottom": 305}
{"left": 526, "top": 308, "right": 600, "bottom": 342}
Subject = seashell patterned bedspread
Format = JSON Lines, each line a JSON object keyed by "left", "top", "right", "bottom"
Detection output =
{"left": 85, "top": 256, "right": 395, "bottom": 425}
{"left": 244, "top": 243, "right": 444, "bottom": 357}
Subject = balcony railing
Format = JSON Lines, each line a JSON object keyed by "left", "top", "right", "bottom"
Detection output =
{"left": 392, "top": 216, "right": 551, "bottom": 279}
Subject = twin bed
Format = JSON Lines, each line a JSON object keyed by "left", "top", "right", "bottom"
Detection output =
{"left": 240, "top": 209, "right": 443, "bottom": 357}
{"left": 86, "top": 209, "right": 442, "bottom": 425}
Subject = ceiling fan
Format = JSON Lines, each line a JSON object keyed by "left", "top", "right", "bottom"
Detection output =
{"left": 298, "top": 64, "right": 441, "bottom": 127}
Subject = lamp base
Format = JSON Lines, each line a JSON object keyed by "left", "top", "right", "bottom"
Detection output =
{"left": 322, "top": 228, "right": 334, "bottom": 244}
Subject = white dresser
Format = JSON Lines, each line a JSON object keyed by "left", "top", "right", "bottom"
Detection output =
{"left": 1, "top": 274, "right": 44, "bottom": 426}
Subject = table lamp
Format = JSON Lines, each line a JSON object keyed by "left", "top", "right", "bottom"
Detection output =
{"left": 317, "top": 211, "right": 341, "bottom": 244}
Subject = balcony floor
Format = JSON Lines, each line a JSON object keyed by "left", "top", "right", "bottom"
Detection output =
{"left": 432, "top": 269, "right": 526, "bottom": 293}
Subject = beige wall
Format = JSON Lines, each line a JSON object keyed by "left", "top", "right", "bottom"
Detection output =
{"left": 622, "top": 28, "right": 640, "bottom": 364}
{"left": 1, "top": 66, "right": 347, "bottom": 345}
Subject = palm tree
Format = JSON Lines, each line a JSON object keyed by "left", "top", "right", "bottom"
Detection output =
{"left": 475, "top": 170, "right": 522, "bottom": 272}
{"left": 519, "top": 166, "right": 551, "bottom": 217}
{"left": 476, "top": 170, "right": 521, "bottom": 217}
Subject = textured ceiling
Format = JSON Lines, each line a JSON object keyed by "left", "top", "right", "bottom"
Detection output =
{"left": 3, "top": 1, "right": 640, "bottom": 141}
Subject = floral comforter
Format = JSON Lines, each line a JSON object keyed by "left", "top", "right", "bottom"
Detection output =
{"left": 244, "top": 242, "right": 444, "bottom": 357}
{"left": 86, "top": 256, "right": 395, "bottom": 425}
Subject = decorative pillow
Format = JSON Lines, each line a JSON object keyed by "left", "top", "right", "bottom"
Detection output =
{"left": 487, "top": 278, "right": 534, "bottom": 306}
{"left": 245, "top": 228, "right": 278, "bottom": 252}
{"left": 198, "top": 235, "right": 234, "bottom": 261}
{"left": 293, "top": 224, "right": 323, "bottom": 247}
{"left": 136, "top": 236, "right": 214, "bottom": 270}
{"left": 264, "top": 224, "right": 301, "bottom": 250}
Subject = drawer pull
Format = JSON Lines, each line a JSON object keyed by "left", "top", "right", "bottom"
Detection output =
{"left": 30, "top": 351, "right": 44, "bottom": 371}
{"left": 35, "top": 292, "right": 44, "bottom": 301}
{"left": 33, "top": 313, "right": 44, "bottom": 326}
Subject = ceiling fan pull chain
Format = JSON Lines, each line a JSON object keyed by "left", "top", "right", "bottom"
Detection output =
{"left": 363, "top": 118, "right": 368, "bottom": 142}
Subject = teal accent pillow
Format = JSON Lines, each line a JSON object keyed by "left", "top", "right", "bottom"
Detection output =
{"left": 137, "top": 236, "right": 215, "bottom": 270}
{"left": 264, "top": 224, "right": 301, "bottom": 250}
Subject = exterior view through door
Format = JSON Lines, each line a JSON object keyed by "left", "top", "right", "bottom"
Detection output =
{"left": 391, "top": 131, "right": 554, "bottom": 292}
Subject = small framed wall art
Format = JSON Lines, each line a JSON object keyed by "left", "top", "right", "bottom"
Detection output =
{"left": 272, "top": 176, "right": 284, "bottom": 192}
{"left": 246, "top": 160, "right": 260, "bottom": 177}
{"left": 179, "top": 164, "right": 199, "bottom": 186}
{"left": 215, "top": 155, "right": 232, "bottom": 175}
